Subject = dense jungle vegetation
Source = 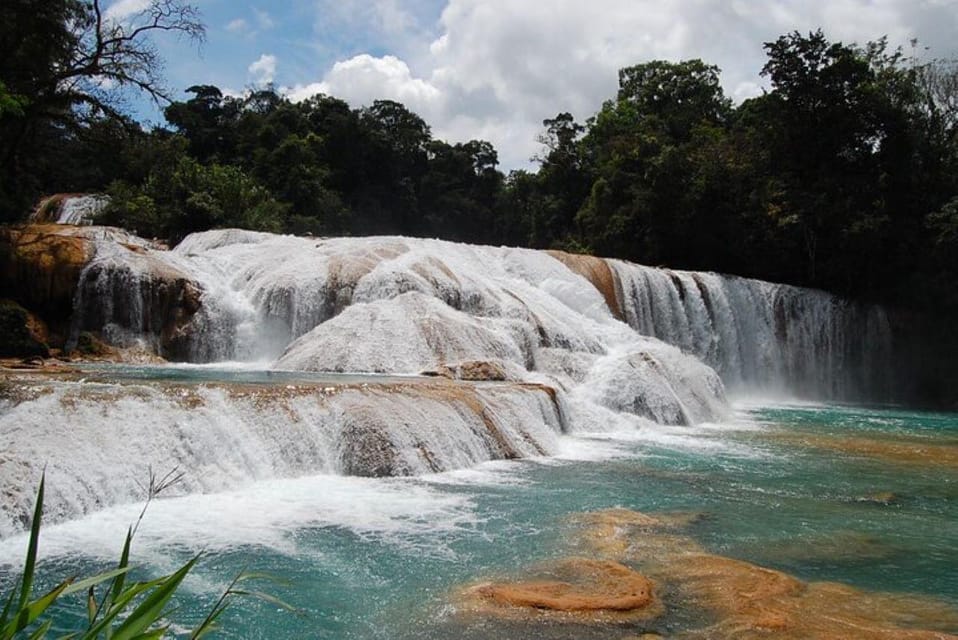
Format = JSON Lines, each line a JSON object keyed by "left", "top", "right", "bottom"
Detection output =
{"left": 3, "top": 0, "right": 957, "bottom": 313}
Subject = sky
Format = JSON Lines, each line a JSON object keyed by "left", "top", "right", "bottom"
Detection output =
{"left": 112, "top": 0, "right": 958, "bottom": 170}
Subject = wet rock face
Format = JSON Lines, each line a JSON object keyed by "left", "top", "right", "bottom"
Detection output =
{"left": 0, "top": 224, "right": 204, "bottom": 358}
{"left": 71, "top": 260, "right": 204, "bottom": 359}
{"left": 423, "top": 360, "right": 514, "bottom": 382}
{"left": 29, "top": 194, "right": 109, "bottom": 225}
{"left": 547, "top": 250, "right": 624, "bottom": 320}
{"left": 0, "top": 225, "right": 95, "bottom": 325}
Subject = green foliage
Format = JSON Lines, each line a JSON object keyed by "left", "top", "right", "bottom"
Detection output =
{"left": 102, "top": 157, "right": 289, "bottom": 243}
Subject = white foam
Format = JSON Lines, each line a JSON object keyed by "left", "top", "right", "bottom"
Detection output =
{"left": 0, "top": 474, "right": 477, "bottom": 566}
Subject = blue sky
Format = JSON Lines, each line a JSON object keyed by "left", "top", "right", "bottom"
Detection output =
{"left": 116, "top": 0, "right": 958, "bottom": 170}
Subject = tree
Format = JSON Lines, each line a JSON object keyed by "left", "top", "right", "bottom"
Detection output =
{"left": 163, "top": 85, "right": 240, "bottom": 162}
{"left": 420, "top": 139, "right": 504, "bottom": 242}
{"left": 749, "top": 31, "right": 936, "bottom": 293}
{"left": 576, "top": 60, "right": 733, "bottom": 263}
{"left": 617, "top": 60, "right": 731, "bottom": 139}
{"left": 0, "top": 0, "right": 204, "bottom": 220}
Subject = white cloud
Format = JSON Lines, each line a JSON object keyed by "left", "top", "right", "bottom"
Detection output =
{"left": 248, "top": 54, "right": 278, "bottom": 85}
{"left": 225, "top": 18, "right": 249, "bottom": 34}
{"left": 300, "top": 54, "right": 441, "bottom": 109}
{"left": 290, "top": 0, "right": 958, "bottom": 169}
{"left": 253, "top": 8, "right": 275, "bottom": 30}
{"left": 104, "top": 0, "right": 151, "bottom": 21}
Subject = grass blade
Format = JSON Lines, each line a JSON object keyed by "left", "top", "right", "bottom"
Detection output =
{"left": 0, "top": 587, "right": 17, "bottom": 630}
{"left": 81, "top": 577, "right": 168, "bottom": 639}
{"left": 62, "top": 568, "right": 131, "bottom": 597}
{"left": 126, "top": 627, "right": 167, "bottom": 640}
{"left": 108, "top": 557, "right": 198, "bottom": 640}
{"left": 27, "top": 619, "right": 52, "bottom": 640}
{"left": 18, "top": 474, "right": 45, "bottom": 613}
{"left": 1, "top": 580, "right": 71, "bottom": 638}
{"left": 86, "top": 587, "right": 96, "bottom": 626}
{"left": 227, "top": 590, "right": 298, "bottom": 613}
{"left": 109, "top": 529, "right": 133, "bottom": 605}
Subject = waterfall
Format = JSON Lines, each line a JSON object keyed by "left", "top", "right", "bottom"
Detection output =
{"left": 60, "top": 228, "right": 894, "bottom": 402}
{"left": 609, "top": 262, "right": 894, "bottom": 400}
{"left": 3, "top": 226, "right": 907, "bottom": 533}
{"left": 0, "top": 377, "right": 566, "bottom": 537}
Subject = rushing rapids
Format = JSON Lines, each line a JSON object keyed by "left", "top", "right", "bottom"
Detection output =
{"left": 0, "top": 225, "right": 900, "bottom": 531}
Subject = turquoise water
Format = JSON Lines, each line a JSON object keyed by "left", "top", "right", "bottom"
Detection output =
{"left": 2, "top": 402, "right": 956, "bottom": 638}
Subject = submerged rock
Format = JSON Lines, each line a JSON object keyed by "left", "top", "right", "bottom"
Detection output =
{"left": 855, "top": 491, "right": 899, "bottom": 506}
{"left": 461, "top": 558, "right": 662, "bottom": 622}
{"left": 567, "top": 508, "right": 958, "bottom": 640}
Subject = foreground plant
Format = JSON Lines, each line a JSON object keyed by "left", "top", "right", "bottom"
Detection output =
{"left": 0, "top": 473, "right": 292, "bottom": 639}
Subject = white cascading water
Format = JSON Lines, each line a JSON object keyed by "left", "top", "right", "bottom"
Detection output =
{"left": 56, "top": 195, "right": 109, "bottom": 225}
{"left": 0, "top": 379, "right": 564, "bottom": 537}
{"left": 4, "top": 227, "right": 892, "bottom": 533}
{"left": 609, "top": 262, "right": 894, "bottom": 400}
{"left": 30, "top": 194, "right": 110, "bottom": 225}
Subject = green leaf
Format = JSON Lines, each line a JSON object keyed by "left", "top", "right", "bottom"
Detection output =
{"left": 127, "top": 627, "right": 168, "bottom": 640}
{"left": 108, "top": 557, "right": 198, "bottom": 640}
{"left": 18, "top": 474, "right": 45, "bottom": 613}
{"left": 188, "top": 606, "right": 225, "bottom": 640}
{"left": 1, "top": 580, "right": 71, "bottom": 639}
{"left": 0, "top": 586, "right": 16, "bottom": 629}
{"left": 81, "top": 577, "right": 169, "bottom": 639}
{"left": 86, "top": 588, "right": 96, "bottom": 626}
{"left": 110, "top": 529, "right": 133, "bottom": 606}
{"left": 62, "top": 568, "right": 131, "bottom": 597}
{"left": 227, "top": 590, "right": 298, "bottom": 613}
{"left": 27, "top": 619, "right": 52, "bottom": 640}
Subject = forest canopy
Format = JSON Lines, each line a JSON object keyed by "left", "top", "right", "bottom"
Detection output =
{"left": 1, "top": 1, "right": 957, "bottom": 313}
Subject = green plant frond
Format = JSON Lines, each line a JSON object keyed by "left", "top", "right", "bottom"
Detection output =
{"left": 26, "top": 619, "right": 52, "bottom": 640}
{"left": 81, "top": 576, "right": 171, "bottom": 639}
{"left": 188, "top": 607, "right": 226, "bottom": 640}
{"left": 231, "top": 572, "right": 292, "bottom": 588}
{"left": 0, "top": 587, "right": 17, "bottom": 629}
{"left": 227, "top": 590, "right": 299, "bottom": 614}
{"left": 126, "top": 627, "right": 168, "bottom": 640}
{"left": 86, "top": 588, "right": 96, "bottom": 626}
{"left": 61, "top": 569, "right": 131, "bottom": 597}
{"left": 107, "top": 557, "right": 198, "bottom": 640}
{"left": 1, "top": 580, "right": 71, "bottom": 639}
{"left": 18, "top": 474, "right": 45, "bottom": 615}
